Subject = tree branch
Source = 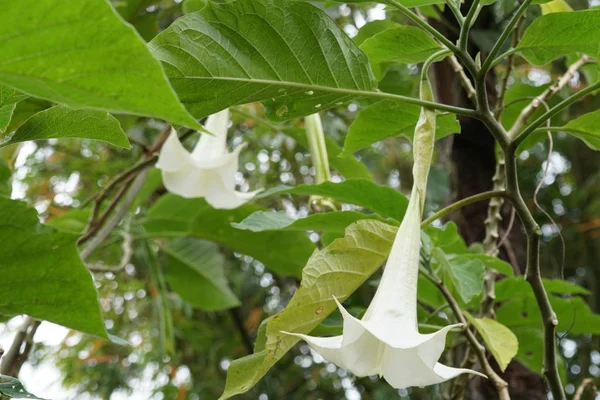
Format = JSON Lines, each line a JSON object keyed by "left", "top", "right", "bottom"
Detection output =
{"left": 421, "top": 190, "right": 508, "bottom": 228}
{"left": 507, "top": 55, "right": 589, "bottom": 139}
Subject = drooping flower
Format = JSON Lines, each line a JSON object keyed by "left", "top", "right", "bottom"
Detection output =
{"left": 284, "top": 78, "right": 486, "bottom": 389}
{"left": 156, "top": 109, "right": 261, "bottom": 209}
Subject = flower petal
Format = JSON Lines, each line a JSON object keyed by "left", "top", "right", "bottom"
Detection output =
{"left": 286, "top": 330, "right": 383, "bottom": 377}
{"left": 156, "top": 129, "right": 194, "bottom": 172}
{"left": 202, "top": 167, "right": 261, "bottom": 209}
{"left": 161, "top": 167, "right": 208, "bottom": 199}
{"left": 416, "top": 324, "right": 464, "bottom": 367}
{"left": 382, "top": 350, "right": 485, "bottom": 389}
{"left": 192, "top": 109, "right": 230, "bottom": 161}
{"left": 332, "top": 297, "right": 365, "bottom": 346}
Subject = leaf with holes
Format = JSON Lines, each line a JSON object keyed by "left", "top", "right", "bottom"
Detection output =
{"left": 149, "top": 0, "right": 377, "bottom": 121}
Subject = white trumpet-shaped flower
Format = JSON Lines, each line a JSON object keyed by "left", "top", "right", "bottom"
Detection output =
{"left": 285, "top": 75, "right": 486, "bottom": 388}
{"left": 285, "top": 191, "right": 486, "bottom": 388}
{"left": 156, "top": 109, "right": 261, "bottom": 209}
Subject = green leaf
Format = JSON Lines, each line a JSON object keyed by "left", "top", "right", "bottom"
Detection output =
{"left": 0, "top": 197, "right": 107, "bottom": 337}
{"left": 549, "top": 110, "right": 600, "bottom": 150}
{"left": 0, "top": 160, "right": 11, "bottom": 197}
{"left": 258, "top": 179, "right": 409, "bottom": 221}
{"left": 496, "top": 285, "right": 600, "bottom": 335}
{"left": 182, "top": 0, "right": 207, "bottom": 13}
{"left": 360, "top": 26, "right": 444, "bottom": 65}
{"left": 0, "top": 0, "right": 200, "bottom": 129}
{"left": 149, "top": 0, "right": 376, "bottom": 121}
{"left": 0, "top": 85, "right": 28, "bottom": 133}
{"left": 540, "top": 0, "right": 573, "bottom": 14}
{"left": 496, "top": 277, "right": 590, "bottom": 301}
{"left": 516, "top": 10, "right": 600, "bottom": 65}
{"left": 163, "top": 238, "right": 240, "bottom": 311}
{"left": 465, "top": 313, "right": 518, "bottom": 371}
{"left": 219, "top": 220, "right": 396, "bottom": 399}
{"left": 343, "top": 101, "right": 460, "bottom": 155}
{"left": 436, "top": 252, "right": 485, "bottom": 303}
{"left": 353, "top": 20, "right": 401, "bottom": 46}
{"left": 424, "top": 222, "right": 469, "bottom": 255}
{"left": 459, "top": 254, "right": 515, "bottom": 277}
{"left": 144, "top": 196, "right": 315, "bottom": 277}
{"left": 0, "top": 375, "right": 47, "bottom": 400}
{"left": 0, "top": 106, "right": 130, "bottom": 149}
{"left": 232, "top": 210, "right": 385, "bottom": 233}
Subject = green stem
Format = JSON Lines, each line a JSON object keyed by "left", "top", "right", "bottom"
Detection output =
{"left": 386, "top": 0, "right": 459, "bottom": 53}
{"left": 513, "top": 81, "right": 600, "bottom": 148}
{"left": 421, "top": 190, "right": 508, "bottom": 228}
{"left": 479, "top": 0, "right": 531, "bottom": 76}
{"left": 459, "top": 0, "right": 482, "bottom": 50}
{"left": 503, "top": 145, "right": 565, "bottom": 400}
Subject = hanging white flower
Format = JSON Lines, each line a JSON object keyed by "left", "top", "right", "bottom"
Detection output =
{"left": 285, "top": 190, "right": 485, "bottom": 388}
{"left": 156, "top": 109, "right": 261, "bottom": 209}
{"left": 284, "top": 75, "right": 486, "bottom": 389}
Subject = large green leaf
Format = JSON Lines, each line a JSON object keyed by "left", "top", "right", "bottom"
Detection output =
{"left": 219, "top": 220, "right": 397, "bottom": 399}
{"left": 0, "top": 0, "right": 199, "bottom": 128}
{"left": 0, "top": 375, "right": 47, "bottom": 400}
{"left": 163, "top": 238, "right": 240, "bottom": 311}
{"left": 258, "top": 179, "right": 409, "bottom": 221}
{"left": 144, "top": 195, "right": 315, "bottom": 277}
{"left": 232, "top": 210, "right": 386, "bottom": 233}
{"left": 516, "top": 10, "right": 600, "bottom": 65}
{"left": 149, "top": 0, "right": 376, "bottom": 121}
{"left": 548, "top": 109, "right": 600, "bottom": 150}
{"left": 0, "top": 85, "right": 28, "bottom": 133}
{"left": 435, "top": 251, "right": 485, "bottom": 304}
{"left": 465, "top": 314, "right": 518, "bottom": 372}
{"left": 0, "top": 197, "right": 107, "bottom": 337}
{"left": 343, "top": 101, "right": 460, "bottom": 155}
{"left": 360, "top": 26, "right": 444, "bottom": 65}
{"left": 0, "top": 105, "right": 130, "bottom": 149}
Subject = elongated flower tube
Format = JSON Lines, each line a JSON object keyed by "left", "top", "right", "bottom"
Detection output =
{"left": 156, "top": 109, "right": 261, "bottom": 209}
{"left": 285, "top": 76, "right": 486, "bottom": 389}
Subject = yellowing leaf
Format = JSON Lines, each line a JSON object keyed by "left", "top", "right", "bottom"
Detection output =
{"left": 465, "top": 313, "right": 519, "bottom": 371}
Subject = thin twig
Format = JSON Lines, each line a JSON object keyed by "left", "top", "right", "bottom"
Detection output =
{"left": 507, "top": 55, "right": 589, "bottom": 139}
{"left": 229, "top": 308, "right": 254, "bottom": 354}
{"left": 495, "top": 15, "right": 525, "bottom": 118}
{"left": 421, "top": 190, "right": 509, "bottom": 228}
{"left": 573, "top": 378, "right": 597, "bottom": 400}
{"left": 87, "top": 221, "right": 134, "bottom": 273}
{"left": 449, "top": 55, "right": 477, "bottom": 104}
{"left": 423, "top": 272, "right": 510, "bottom": 399}
{"left": 0, "top": 317, "right": 40, "bottom": 377}
{"left": 80, "top": 170, "right": 148, "bottom": 261}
